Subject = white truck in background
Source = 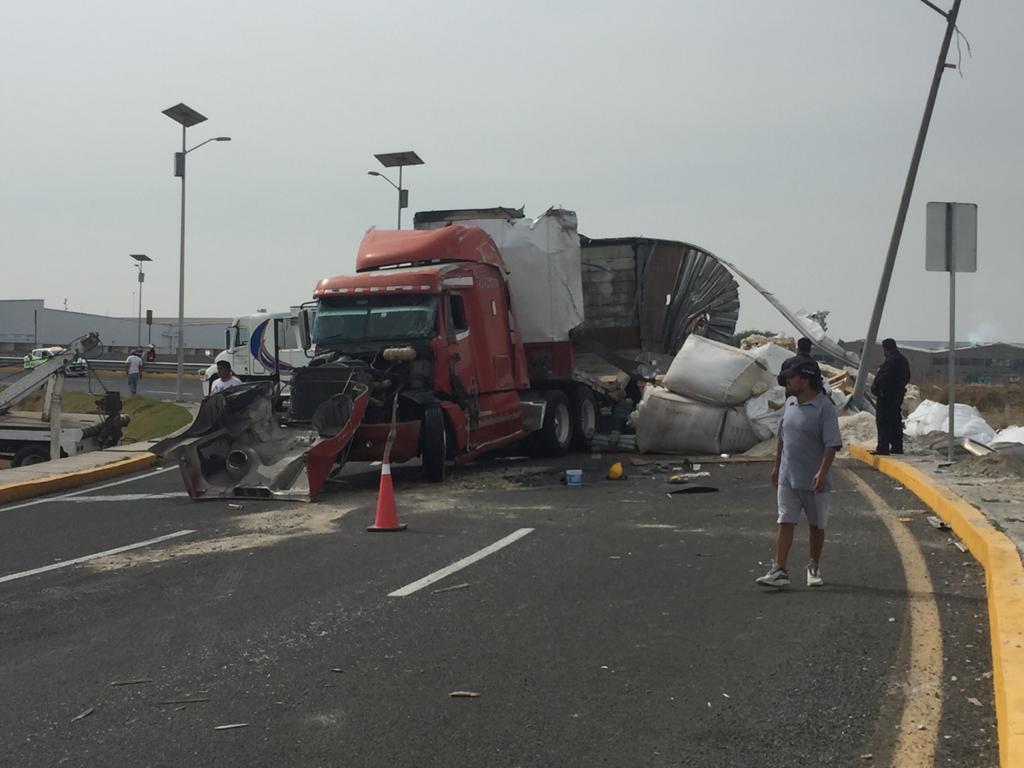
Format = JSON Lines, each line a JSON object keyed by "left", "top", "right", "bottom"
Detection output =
{"left": 201, "top": 310, "right": 312, "bottom": 396}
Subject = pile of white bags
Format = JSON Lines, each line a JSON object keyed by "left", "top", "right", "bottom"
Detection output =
{"left": 904, "top": 400, "right": 997, "bottom": 445}
{"left": 635, "top": 335, "right": 790, "bottom": 454}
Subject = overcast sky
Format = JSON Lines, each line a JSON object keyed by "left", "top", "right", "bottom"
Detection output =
{"left": 2, "top": 1, "right": 1020, "bottom": 343}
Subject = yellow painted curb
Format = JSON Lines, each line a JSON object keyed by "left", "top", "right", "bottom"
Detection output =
{"left": 851, "top": 444, "right": 1024, "bottom": 768}
{"left": 0, "top": 453, "right": 158, "bottom": 505}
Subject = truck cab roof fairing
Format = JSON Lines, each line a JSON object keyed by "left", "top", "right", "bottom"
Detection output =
{"left": 356, "top": 226, "right": 507, "bottom": 274}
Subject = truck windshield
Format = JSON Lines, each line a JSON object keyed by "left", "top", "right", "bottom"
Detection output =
{"left": 315, "top": 295, "right": 437, "bottom": 344}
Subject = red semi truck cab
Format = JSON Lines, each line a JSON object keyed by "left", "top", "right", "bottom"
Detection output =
{"left": 305, "top": 225, "right": 554, "bottom": 481}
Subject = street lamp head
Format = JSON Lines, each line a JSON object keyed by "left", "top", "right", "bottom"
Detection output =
{"left": 367, "top": 171, "right": 382, "bottom": 177}
{"left": 215, "top": 136, "right": 231, "bottom": 142}
{"left": 130, "top": 254, "right": 152, "bottom": 263}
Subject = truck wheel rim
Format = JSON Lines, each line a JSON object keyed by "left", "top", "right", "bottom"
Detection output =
{"left": 555, "top": 403, "right": 571, "bottom": 445}
{"left": 22, "top": 454, "right": 47, "bottom": 466}
{"left": 580, "top": 399, "right": 596, "bottom": 437}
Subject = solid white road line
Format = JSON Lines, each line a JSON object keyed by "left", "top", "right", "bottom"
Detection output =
{"left": 0, "top": 529, "right": 195, "bottom": 584}
{"left": 60, "top": 492, "right": 188, "bottom": 503}
{"left": 0, "top": 466, "right": 179, "bottom": 513}
{"left": 388, "top": 528, "right": 535, "bottom": 598}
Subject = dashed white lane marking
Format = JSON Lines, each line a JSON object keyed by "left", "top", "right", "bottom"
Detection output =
{"left": 0, "top": 466, "right": 179, "bottom": 513}
{"left": 0, "top": 529, "right": 195, "bottom": 585}
{"left": 388, "top": 528, "right": 535, "bottom": 598}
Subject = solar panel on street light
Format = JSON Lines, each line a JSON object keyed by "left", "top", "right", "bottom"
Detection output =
{"left": 162, "top": 103, "right": 208, "bottom": 127}
{"left": 374, "top": 151, "right": 424, "bottom": 168}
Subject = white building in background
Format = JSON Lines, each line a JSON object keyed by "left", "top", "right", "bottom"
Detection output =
{"left": 0, "top": 299, "right": 230, "bottom": 359}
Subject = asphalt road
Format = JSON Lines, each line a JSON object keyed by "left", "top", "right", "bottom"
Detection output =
{"left": 0, "top": 456, "right": 998, "bottom": 767}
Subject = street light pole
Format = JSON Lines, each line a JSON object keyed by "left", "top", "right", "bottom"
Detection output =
{"left": 130, "top": 254, "right": 151, "bottom": 347}
{"left": 851, "top": 0, "right": 963, "bottom": 409}
{"left": 370, "top": 151, "right": 423, "bottom": 230}
{"left": 162, "top": 102, "right": 230, "bottom": 402}
{"left": 177, "top": 122, "right": 187, "bottom": 401}
{"left": 397, "top": 165, "right": 404, "bottom": 229}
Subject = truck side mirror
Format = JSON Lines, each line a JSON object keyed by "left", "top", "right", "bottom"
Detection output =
{"left": 300, "top": 309, "right": 313, "bottom": 351}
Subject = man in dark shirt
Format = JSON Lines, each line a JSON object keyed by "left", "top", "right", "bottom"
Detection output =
{"left": 871, "top": 338, "right": 912, "bottom": 455}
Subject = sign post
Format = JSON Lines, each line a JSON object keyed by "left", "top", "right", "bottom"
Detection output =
{"left": 925, "top": 201, "right": 977, "bottom": 461}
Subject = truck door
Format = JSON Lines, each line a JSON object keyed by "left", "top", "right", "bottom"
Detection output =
{"left": 445, "top": 292, "right": 477, "bottom": 398}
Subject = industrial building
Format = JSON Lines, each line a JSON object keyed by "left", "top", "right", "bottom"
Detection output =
{"left": 842, "top": 339, "right": 1024, "bottom": 385}
{"left": 0, "top": 299, "right": 229, "bottom": 361}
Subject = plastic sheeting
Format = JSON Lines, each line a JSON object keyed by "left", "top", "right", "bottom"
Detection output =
{"left": 662, "top": 335, "right": 774, "bottom": 406}
{"left": 904, "top": 400, "right": 997, "bottom": 445}
{"left": 415, "top": 207, "right": 584, "bottom": 344}
{"left": 745, "top": 385, "right": 789, "bottom": 441}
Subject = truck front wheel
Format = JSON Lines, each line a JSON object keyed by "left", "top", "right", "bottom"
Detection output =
{"left": 12, "top": 444, "right": 50, "bottom": 467}
{"left": 421, "top": 405, "right": 447, "bottom": 483}
{"left": 531, "top": 390, "right": 572, "bottom": 457}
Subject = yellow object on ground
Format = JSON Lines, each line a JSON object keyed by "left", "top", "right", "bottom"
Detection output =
{"left": 607, "top": 462, "right": 624, "bottom": 481}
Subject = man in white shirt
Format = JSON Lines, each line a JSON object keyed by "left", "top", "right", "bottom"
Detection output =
{"left": 125, "top": 350, "right": 143, "bottom": 395}
{"left": 210, "top": 360, "right": 244, "bottom": 395}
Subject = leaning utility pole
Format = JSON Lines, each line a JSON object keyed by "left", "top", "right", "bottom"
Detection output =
{"left": 852, "top": 0, "right": 963, "bottom": 409}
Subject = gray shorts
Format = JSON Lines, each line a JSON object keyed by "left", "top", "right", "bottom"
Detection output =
{"left": 777, "top": 485, "right": 830, "bottom": 528}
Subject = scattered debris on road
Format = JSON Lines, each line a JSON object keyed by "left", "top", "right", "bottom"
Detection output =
{"left": 110, "top": 678, "right": 153, "bottom": 687}
{"left": 214, "top": 723, "right": 250, "bottom": 730}
{"left": 448, "top": 691, "right": 481, "bottom": 698}
{"left": 926, "top": 515, "right": 951, "bottom": 530}
{"left": 71, "top": 707, "right": 94, "bottom": 722}
{"left": 432, "top": 582, "right": 471, "bottom": 595}
{"left": 156, "top": 697, "right": 210, "bottom": 705}
{"left": 657, "top": 483, "right": 719, "bottom": 495}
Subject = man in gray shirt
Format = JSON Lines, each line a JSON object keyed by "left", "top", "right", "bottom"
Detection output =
{"left": 757, "top": 357, "right": 843, "bottom": 588}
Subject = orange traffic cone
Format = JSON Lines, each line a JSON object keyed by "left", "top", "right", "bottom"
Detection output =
{"left": 367, "top": 459, "right": 407, "bottom": 532}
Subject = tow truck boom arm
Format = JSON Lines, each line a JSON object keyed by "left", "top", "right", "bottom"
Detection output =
{"left": 0, "top": 332, "right": 101, "bottom": 415}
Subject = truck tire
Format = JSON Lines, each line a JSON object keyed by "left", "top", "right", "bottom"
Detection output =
{"left": 571, "top": 387, "right": 598, "bottom": 450}
{"left": 12, "top": 444, "right": 49, "bottom": 467}
{"left": 530, "top": 390, "right": 572, "bottom": 457}
{"left": 421, "top": 405, "right": 447, "bottom": 483}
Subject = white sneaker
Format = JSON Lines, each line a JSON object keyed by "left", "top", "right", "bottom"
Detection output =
{"left": 756, "top": 564, "right": 790, "bottom": 588}
{"left": 806, "top": 561, "right": 824, "bottom": 587}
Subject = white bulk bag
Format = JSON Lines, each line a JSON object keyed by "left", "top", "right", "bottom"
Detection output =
{"left": 750, "top": 343, "right": 795, "bottom": 376}
{"left": 992, "top": 426, "right": 1024, "bottom": 447}
{"left": 634, "top": 387, "right": 758, "bottom": 454}
{"left": 663, "top": 335, "right": 774, "bottom": 406}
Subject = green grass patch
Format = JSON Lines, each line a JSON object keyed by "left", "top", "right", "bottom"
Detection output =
{"left": 12, "top": 391, "right": 192, "bottom": 443}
